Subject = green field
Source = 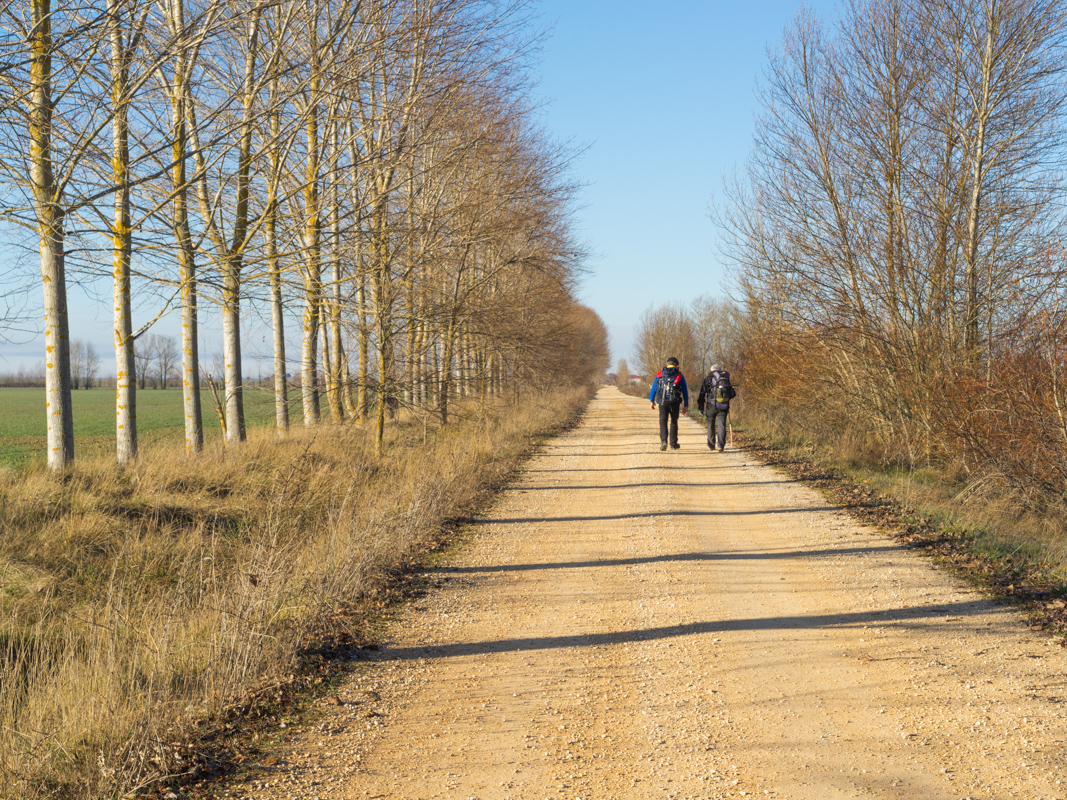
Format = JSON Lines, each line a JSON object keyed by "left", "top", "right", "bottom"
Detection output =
{"left": 0, "top": 387, "right": 299, "bottom": 468}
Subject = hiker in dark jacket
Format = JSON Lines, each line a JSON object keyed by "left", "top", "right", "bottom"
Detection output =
{"left": 696, "top": 363, "right": 735, "bottom": 452}
{"left": 649, "top": 357, "right": 689, "bottom": 451}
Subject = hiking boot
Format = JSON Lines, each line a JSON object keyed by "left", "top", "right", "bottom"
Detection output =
{"left": 660, "top": 442, "right": 668, "bottom": 451}
{"left": 718, "top": 446, "right": 725, "bottom": 452}
{"left": 706, "top": 441, "right": 714, "bottom": 450}
{"left": 671, "top": 444, "right": 680, "bottom": 450}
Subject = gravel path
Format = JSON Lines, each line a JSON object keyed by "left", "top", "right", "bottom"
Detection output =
{"left": 233, "top": 387, "right": 1067, "bottom": 800}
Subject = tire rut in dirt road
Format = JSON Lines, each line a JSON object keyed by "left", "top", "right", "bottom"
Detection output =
{"left": 233, "top": 388, "right": 1067, "bottom": 800}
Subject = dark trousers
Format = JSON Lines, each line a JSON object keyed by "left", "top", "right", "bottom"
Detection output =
{"left": 659, "top": 401, "right": 681, "bottom": 445}
{"left": 708, "top": 408, "right": 728, "bottom": 450}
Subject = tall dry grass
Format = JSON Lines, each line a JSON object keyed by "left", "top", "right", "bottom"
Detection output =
{"left": 0, "top": 386, "right": 592, "bottom": 799}
{"left": 734, "top": 398, "right": 1067, "bottom": 592}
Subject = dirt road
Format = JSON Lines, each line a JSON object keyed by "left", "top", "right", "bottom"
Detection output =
{"left": 236, "top": 388, "right": 1067, "bottom": 799}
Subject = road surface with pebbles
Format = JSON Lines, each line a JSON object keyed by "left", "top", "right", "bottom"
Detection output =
{"left": 232, "top": 387, "right": 1067, "bottom": 800}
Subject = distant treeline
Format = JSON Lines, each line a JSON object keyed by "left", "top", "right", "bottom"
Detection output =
{"left": 2, "top": 340, "right": 108, "bottom": 388}
{"left": 0, "top": 363, "right": 46, "bottom": 388}
{"left": 0, "top": 370, "right": 118, "bottom": 389}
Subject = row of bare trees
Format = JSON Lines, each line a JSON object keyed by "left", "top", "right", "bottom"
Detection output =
{"left": 722, "top": 0, "right": 1067, "bottom": 501}
{"left": 0, "top": 364, "right": 47, "bottom": 388}
{"left": 632, "top": 296, "right": 741, "bottom": 385}
{"left": 0, "top": 0, "right": 607, "bottom": 469}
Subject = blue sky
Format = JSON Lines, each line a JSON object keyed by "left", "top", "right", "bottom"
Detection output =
{"left": 0, "top": 0, "right": 832, "bottom": 372}
{"left": 535, "top": 0, "right": 834, "bottom": 362}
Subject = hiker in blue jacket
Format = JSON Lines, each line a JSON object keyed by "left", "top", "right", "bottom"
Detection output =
{"left": 649, "top": 357, "right": 689, "bottom": 451}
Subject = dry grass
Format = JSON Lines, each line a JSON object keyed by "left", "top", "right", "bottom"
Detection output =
{"left": 735, "top": 404, "right": 1067, "bottom": 592}
{"left": 0, "top": 386, "right": 592, "bottom": 800}
{"left": 615, "top": 384, "right": 648, "bottom": 400}
{"left": 873, "top": 465, "right": 1067, "bottom": 586}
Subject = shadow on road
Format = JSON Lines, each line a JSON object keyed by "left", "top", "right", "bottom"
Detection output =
{"left": 480, "top": 507, "right": 841, "bottom": 524}
{"left": 372, "top": 600, "right": 993, "bottom": 662}
{"left": 511, "top": 480, "right": 793, "bottom": 492}
{"left": 433, "top": 545, "right": 904, "bottom": 574}
{"left": 525, "top": 464, "right": 745, "bottom": 473}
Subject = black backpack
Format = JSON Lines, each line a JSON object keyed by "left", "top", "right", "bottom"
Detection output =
{"left": 713, "top": 371, "right": 736, "bottom": 409}
{"left": 656, "top": 367, "right": 681, "bottom": 405}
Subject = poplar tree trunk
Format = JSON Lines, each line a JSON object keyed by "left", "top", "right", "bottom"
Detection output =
{"left": 301, "top": 45, "right": 322, "bottom": 425}
{"left": 965, "top": 120, "right": 990, "bottom": 355}
{"left": 373, "top": 203, "right": 389, "bottom": 455}
{"left": 405, "top": 276, "right": 417, "bottom": 405}
{"left": 357, "top": 272, "right": 368, "bottom": 423}
{"left": 220, "top": 7, "right": 260, "bottom": 444}
{"left": 963, "top": 9, "right": 994, "bottom": 359}
{"left": 339, "top": 339, "right": 358, "bottom": 417}
{"left": 267, "top": 202, "right": 289, "bottom": 432}
{"left": 167, "top": 0, "right": 203, "bottom": 454}
{"left": 267, "top": 75, "right": 288, "bottom": 433}
{"left": 412, "top": 318, "right": 425, "bottom": 405}
{"left": 301, "top": 254, "right": 322, "bottom": 424}
{"left": 179, "top": 242, "right": 202, "bottom": 452}
{"left": 375, "top": 339, "right": 387, "bottom": 456}
{"left": 319, "top": 301, "right": 334, "bottom": 417}
{"left": 222, "top": 269, "right": 245, "bottom": 442}
{"left": 439, "top": 318, "right": 455, "bottom": 424}
{"left": 326, "top": 120, "right": 345, "bottom": 422}
{"left": 109, "top": 0, "right": 136, "bottom": 463}
{"left": 31, "top": 0, "right": 74, "bottom": 470}
{"left": 346, "top": 125, "right": 367, "bottom": 423}
{"left": 174, "top": 100, "right": 202, "bottom": 454}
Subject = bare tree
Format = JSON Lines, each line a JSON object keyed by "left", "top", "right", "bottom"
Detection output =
{"left": 68, "top": 339, "right": 102, "bottom": 389}
{"left": 0, "top": 0, "right": 107, "bottom": 468}
{"left": 633, "top": 304, "right": 698, "bottom": 384}
{"left": 70, "top": 339, "right": 85, "bottom": 390}
{"left": 106, "top": 0, "right": 153, "bottom": 462}
{"left": 721, "top": 0, "right": 1067, "bottom": 468}
{"left": 690, "top": 295, "right": 741, "bottom": 379}
{"left": 154, "top": 335, "right": 178, "bottom": 389}
{"left": 153, "top": 0, "right": 222, "bottom": 454}
{"left": 134, "top": 335, "right": 154, "bottom": 389}
{"left": 84, "top": 342, "right": 100, "bottom": 388}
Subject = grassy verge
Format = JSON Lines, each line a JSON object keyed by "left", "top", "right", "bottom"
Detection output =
{"left": 0, "top": 386, "right": 594, "bottom": 800}
{"left": 729, "top": 408, "right": 1067, "bottom": 640}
